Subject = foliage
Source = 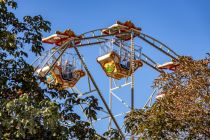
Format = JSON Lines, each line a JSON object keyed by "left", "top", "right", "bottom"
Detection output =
{"left": 103, "top": 128, "right": 122, "bottom": 140}
{"left": 125, "top": 56, "right": 210, "bottom": 139}
{"left": 0, "top": 0, "right": 102, "bottom": 139}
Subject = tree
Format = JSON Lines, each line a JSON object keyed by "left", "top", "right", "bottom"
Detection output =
{"left": 125, "top": 56, "right": 210, "bottom": 139}
{"left": 0, "top": 1, "right": 102, "bottom": 139}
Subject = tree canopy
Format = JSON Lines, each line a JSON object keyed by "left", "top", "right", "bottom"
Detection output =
{"left": 125, "top": 56, "right": 210, "bottom": 139}
{"left": 0, "top": 1, "right": 103, "bottom": 139}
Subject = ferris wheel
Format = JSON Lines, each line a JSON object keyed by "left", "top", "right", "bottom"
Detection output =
{"left": 32, "top": 21, "right": 180, "bottom": 139}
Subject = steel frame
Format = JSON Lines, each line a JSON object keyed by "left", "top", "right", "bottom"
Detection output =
{"left": 33, "top": 26, "right": 180, "bottom": 139}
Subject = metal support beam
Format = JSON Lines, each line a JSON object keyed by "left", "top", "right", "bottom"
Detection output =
{"left": 130, "top": 32, "right": 135, "bottom": 140}
{"left": 108, "top": 78, "right": 113, "bottom": 130}
{"left": 139, "top": 35, "right": 177, "bottom": 60}
{"left": 73, "top": 45, "right": 125, "bottom": 139}
{"left": 35, "top": 45, "right": 64, "bottom": 73}
{"left": 130, "top": 33, "right": 135, "bottom": 110}
{"left": 113, "top": 41, "right": 163, "bottom": 73}
{"left": 43, "top": 43, "right": 69, "bottom": 78}
{"left": 140, "top": 33, "right": 180, "bottom": 57}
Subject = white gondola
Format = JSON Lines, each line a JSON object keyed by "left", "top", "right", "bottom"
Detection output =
{"left": 156, "top": 93, "right": 166, "bottom": 100}
{"left": 158, "top": 61, "right": 179, "bottom": 71}
{"left": 35, "top": 66, "right": 50, "bottom": 77}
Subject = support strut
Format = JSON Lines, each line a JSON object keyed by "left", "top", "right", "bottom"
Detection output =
{"left": 130, "top": 33, "right": 135, "bottom": 110}
{"left": 130, "top": 32, "right": 135, "bottom": 140}
{"left": 73, "top": 45, "right": 125, "bottom": 139}
{"left": 138, "top": 35, "right": 178, "bottom": 60}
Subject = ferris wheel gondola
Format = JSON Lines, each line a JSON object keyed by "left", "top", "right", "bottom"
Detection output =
{"left": 42, "top": 29, "right": 82, "bottom": 46}
{"left": 157, "top": 61, "right": 179, "bottom": 71}
{"left": 34, "top": 51, "right": 85, "bottom": 89}
{"left": 102, "top": 20, "right": 141, "bottom": 41}
{"left": 34, "top": 30, "right": 86, "bottom": 90}
{"left": 97, "top": 49, "right": 143, "bottom": 79}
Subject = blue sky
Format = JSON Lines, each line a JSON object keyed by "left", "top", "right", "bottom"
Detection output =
{"left": 15, "top": 0, "right": 210, "bottom": 135}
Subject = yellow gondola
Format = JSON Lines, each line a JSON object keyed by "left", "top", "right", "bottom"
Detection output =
{"left": 36, "top": 64, "right": 85, "bottom": 90}
{"left": 97, "top": 51, "right": 142, "bottom": 79}
{"left": 37, "top": 29, "right": 85, "bottom": 89}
